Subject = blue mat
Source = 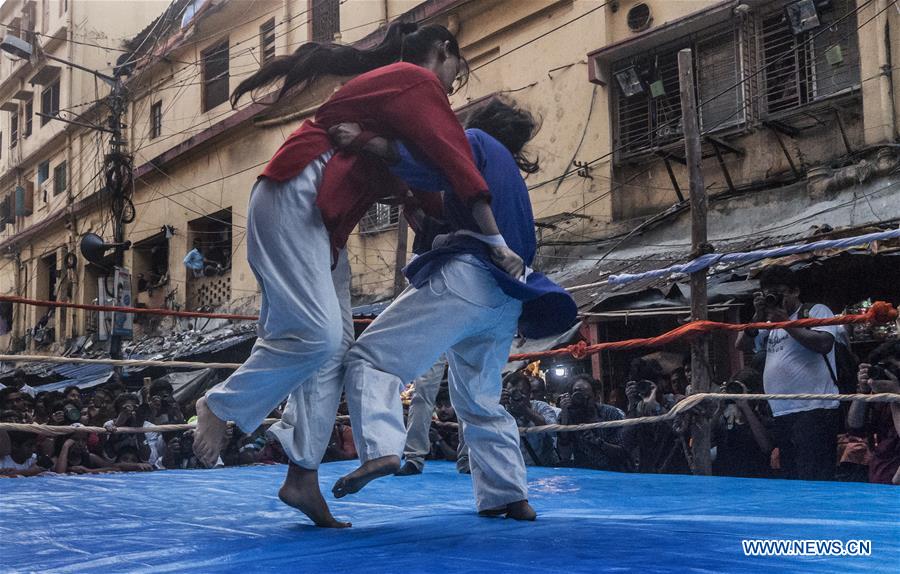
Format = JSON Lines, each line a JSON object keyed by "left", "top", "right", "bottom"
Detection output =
{"left": 1, "top": 461, "right": 897, "bottom": 573}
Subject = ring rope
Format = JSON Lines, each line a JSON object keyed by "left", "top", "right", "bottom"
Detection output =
{"left": 0, "top": 302, "right": 895, "bottom": 369}
{"left": 0, "top": 295, "right": 374, "bottom": 324}
{"left": 2, "top": 394, "right": 897, "bottom": 436}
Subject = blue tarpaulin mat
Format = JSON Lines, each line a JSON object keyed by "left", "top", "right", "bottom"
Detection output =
{"left": 1, "top": 461, "right": 898, "bottom": 573}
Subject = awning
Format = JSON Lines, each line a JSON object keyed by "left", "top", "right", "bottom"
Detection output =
{"left": 505, "top": 322, "right": 583, "bottom": 373}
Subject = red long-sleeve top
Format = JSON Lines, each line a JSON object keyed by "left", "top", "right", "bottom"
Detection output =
{"left": 261, "top": 62, "right": 490, "bottom": 256}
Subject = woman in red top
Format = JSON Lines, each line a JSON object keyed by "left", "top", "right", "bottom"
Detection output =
{"left": 193, "top": 22, "right": 520, "bottom": 529}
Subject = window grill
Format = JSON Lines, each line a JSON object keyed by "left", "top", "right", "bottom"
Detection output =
{"left": 759, "top": 0, "right": 859, "bottom": 117}
{"left": 260, "top": 18, "right": 276, "bottom": 64}
{"left": 311, "top": 0, "right": 340, "bottom": 43}
{"left": 359, "top": 203, "right": 399, "bottom": 234}
{"left": 150, "top": 101, "right": 162, "bottom": 139}
{"left": 201, "top": 40, "right": 230, "bottom": 112}
{"left": 614, "top": 27, "right": 742, "bottom": 157}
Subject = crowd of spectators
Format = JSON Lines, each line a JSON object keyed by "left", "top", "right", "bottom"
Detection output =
{"left": 2, "top": 265, "right": 898, "bottom": 484}
{"left": 0, "top": 369, "right": 290, "bottom": 477}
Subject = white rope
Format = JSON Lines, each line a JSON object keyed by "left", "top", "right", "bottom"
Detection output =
{"left": 2, "top": 394, "right": 896, "bottom": 436}
{"left": 0, "top": 354, "right": 243, "bottom": 370}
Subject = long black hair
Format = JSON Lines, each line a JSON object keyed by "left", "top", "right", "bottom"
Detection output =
{"left": 465, "top": 97, "right": 541, "bottom": 174}
{"left": 230, "top": 22, "right": 463, "bottom": 107}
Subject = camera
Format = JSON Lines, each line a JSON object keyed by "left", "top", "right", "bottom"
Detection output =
{"left": 764, "top": 292, "right": 784, "bottom": 307}
{"left": 868, "top": 362, "right": 899, "bottom": 381}
{"left": 723, "top": 381, "right": 747, "bottom": 395}
{"left": 64, "top": 405, "right": 82, "bottom": 423}
{"left": 634, "top": 379, "right": 654, "bottom": 399}
{"left": 570, "top": 390, "right": 589, "bottom": 408}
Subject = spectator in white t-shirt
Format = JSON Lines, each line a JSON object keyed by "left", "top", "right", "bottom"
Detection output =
{"left": 737, "top": 265, "right": 839, "bottom": 481}
{"left": 0, "top": 430, "right": 44, "bottom": 476}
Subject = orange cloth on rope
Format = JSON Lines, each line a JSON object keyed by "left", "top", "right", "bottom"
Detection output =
{"left": 509, "top": 301, "right": 898, "bottom": 361}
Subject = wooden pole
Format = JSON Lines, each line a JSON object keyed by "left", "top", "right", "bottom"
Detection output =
{"left": 393, "top": 206, "right": 409, "bottom": 297}
{"left": 678, "top": 48, "right": 712, "bottom": 475}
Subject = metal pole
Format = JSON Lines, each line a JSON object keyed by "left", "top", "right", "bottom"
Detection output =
{"left": 678, "top": 48, "right": 712, "bottom": 476}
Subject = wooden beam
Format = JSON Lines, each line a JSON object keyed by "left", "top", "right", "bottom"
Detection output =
{"left": 678, "top": 48, "right": 712, "bottom": 476}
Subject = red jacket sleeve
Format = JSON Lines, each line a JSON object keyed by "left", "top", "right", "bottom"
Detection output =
{"left": 380, "top": 79, "right": 490, "bottom": 206}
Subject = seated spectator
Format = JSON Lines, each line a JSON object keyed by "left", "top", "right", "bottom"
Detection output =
{"left": 88, "top": 388, "right": 115, "bottom": 424}
{"left": 5, "top": 369, "right": 37, "bottom": 397}
{"left": 529, "top": 375, "right": 554, "bottom": 407}
{"left": 0, "top": 387, "right": 28, "bottom": 418}
{"left": 54, "top": 432, "right": 115, "bottom": 474}
{"left": 711, "top": 368, "right": 774, "bottom": 478}
{"left": 427, "top": 389, "right": 460, "bottom": 462}
{"left": 0, "top": 430, "right": 50, "bottom": 476}
{"left": 324, "top": 422, "right": 358, "bottom": 462}
{"left": 63, "top": 385, "right": 82, "bottom": 407}
{"left": 161, "top": 433, "right": 199, "bottom": 470}
{"left": 1, "top": 409, "right": 24, "bottom": 423}
{"left": 47, "top": 400, "right": 82, "bottom": 426}
{"left": 103, "top": 393, "right": 155, "bottom": 465}
{"left": 558, "top": 375, "right": 630, "bottom": 472}
{"left": 847, "top": 341, "right": 900, "bottom": 485}
{"left": 502, "top": 372, "right": 558, "bottom": 466}
{"left": 625, "top": 357, "right": 674, "bottom": 416}
{"left": 142, "top": 380, "right": 185, "bottom": 426}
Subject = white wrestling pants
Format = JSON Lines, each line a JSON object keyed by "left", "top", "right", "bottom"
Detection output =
{"left": 205, "top": 152, "right": 354, "bottom": 470}
{"left": 402, "top": 354, "right": 469, "bottom": 472}
{"left": 344, "top": 255, "right": 527, "bottom": 511}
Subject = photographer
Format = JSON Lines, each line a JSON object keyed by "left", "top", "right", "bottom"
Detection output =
{"left": 847, "top": 341, "right": 900, "bottom": 485}
{"left": 103, "top": 393, "right": 153, "bottom": 464}
{"left": 427, "top": 390, "right": 460, "bottom": 462}
{"left": 143, "top": 380, "right": 185, "bottom": 426}
{"left": 711, "top": 369, "right": 774, "bottom": 478}
{"left": 558, "top": 375, "right": 630, "bottom": 472}
{"left": 501, "top": 373, "right": 558, "bottom": 466}
{"left": 736, "top": 265, "right": 840, "bottom": 481}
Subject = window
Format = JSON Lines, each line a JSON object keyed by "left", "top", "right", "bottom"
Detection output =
{"left": 53, "top": 161, "right": 67, "bottom": 196}
{"left": 359, "top": 202, "right": 399, "bottom": 233}
{"left": 9, "top": 112, "right": 18, "bottom": 148}
{"left": 612, "top": 26, "right": 744, "bottom": 157}
{"left": 41, "top": 80, "right": 60, "bottom": 126}
{"left": 759, "top": 0, "right": 859, "bottom": 117}
{"left": 24, "top": 100, "right": 33, "bottom": 137}
{"left": 201, "top": 40, "right": 229, "bottom": 112}
{"left": 150, "top": 101, "right": 162, "bottom": 139}
{"left": 311, "top": 0, "right": 340, "bottom": 42}
{"left": 37, "top": 161, "right": 50, "bottom": 185}
{"left": 260, "top": 18, "right": 276, "bottom": 64}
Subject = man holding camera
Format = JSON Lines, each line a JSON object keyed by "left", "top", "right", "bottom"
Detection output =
{"left": 847, "top": 341, "right": 900, "bottom": 485}
{"left": 737, "top": 265, "right": 840, "bottom": 481}
{"left": 501, "top": 373, "right": 558, "bottom": 466}
{"left": 558, "top": 375, "right": 630, "bottom": 472}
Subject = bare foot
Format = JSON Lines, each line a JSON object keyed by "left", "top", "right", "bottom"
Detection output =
{"left": 279, "top": 463, "right": 350, "bottom": 528}
{"left": 394, "top": 461, "right": 422, "bottom": 476}
{"left": 478, "top": 500, "right": 537, "bottom": 521}
{"left": 331, "top": 455, "right": 400, "bottom": 498}
{"left": 192, "top": 397, "right": 228, "bottom": 467}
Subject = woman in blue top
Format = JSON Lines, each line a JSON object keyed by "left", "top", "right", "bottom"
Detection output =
{"left": 328, "top": 99, "right": 576, "bottom": 521}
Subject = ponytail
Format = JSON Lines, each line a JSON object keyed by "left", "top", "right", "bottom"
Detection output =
{"left": 230, "top": 20, "right": 419, "bottom": 107}
{"left": 465, "top": 98, "right": 541, "bottom": 174}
